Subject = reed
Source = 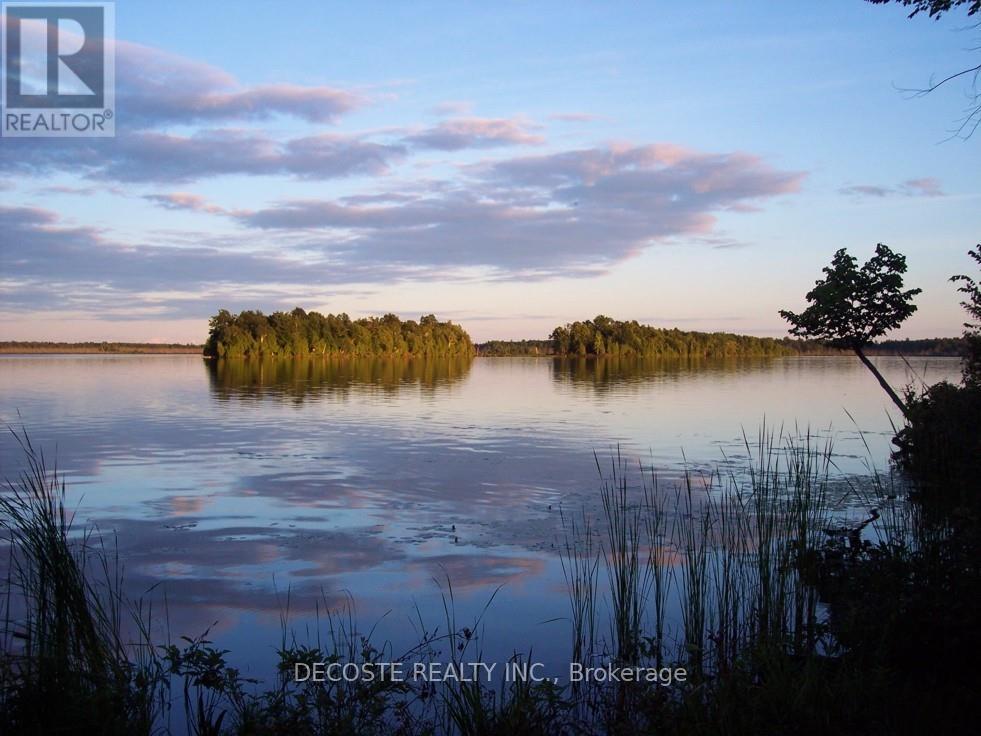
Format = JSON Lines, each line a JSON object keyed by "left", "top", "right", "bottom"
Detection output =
{"left": 597, "top": 451, "right": 652, "bottom": 667}
{"left": 553, "top": 427, "right": 841, "bottom": 732}
{"left": 0, "top": 428, "right": 162, "bottom": 734}
{"left": 640, "top": 464, "right": 671, "bottom": 670}
{"left": 557, "top": 505, "right": 598, "bottom": 676}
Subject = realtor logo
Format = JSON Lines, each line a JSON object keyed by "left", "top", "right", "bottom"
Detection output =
{"left": 2, "top": 1, "right": 114, "bottom": 136}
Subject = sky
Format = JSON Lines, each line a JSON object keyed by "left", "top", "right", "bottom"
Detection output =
{"left": 1, "top": 0, "right": 979, "bottom": 343}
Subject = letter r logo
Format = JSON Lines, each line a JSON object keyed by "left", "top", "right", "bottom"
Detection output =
{"left": 3, "top": 3, "right": 109, "bottom": 109}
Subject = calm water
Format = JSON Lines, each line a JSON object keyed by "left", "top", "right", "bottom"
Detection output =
{"left": 0, "top": 354, "right": 960, "bottom": 678}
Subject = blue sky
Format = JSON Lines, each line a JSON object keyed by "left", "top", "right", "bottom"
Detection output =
{"left": 1, "top": 0, "right": 979, "bottom": 342}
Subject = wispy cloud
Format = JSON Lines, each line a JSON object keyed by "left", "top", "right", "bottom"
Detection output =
{"left": 430, "top": 100, "right": 474, "bottom": 116}
{"left": 33, "top": 184, "right": 117, "bottom": 197}
{"left": 839, "top": 177, "right": 944, "bottom": 199}
{"left": 401, "top": 117, "right": 545, "bottom": 150}
{"left": 548, "top": 112, "right": 602, "bottom": 123}
{"left": 143, "top": 192, "right": 227, "bottom": 214}
{"left": 2, "top": 130, "right": 406, "bottom": 183}
{"left": 838, "top": 184, "right": 892, "bottom": 198}
{"left": 900, "top": 177, "right": 944, "bottom": 197}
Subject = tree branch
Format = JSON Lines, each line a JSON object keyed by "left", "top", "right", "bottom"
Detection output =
{"left": 898, "top": 62, "right": 981, "bottom": 96}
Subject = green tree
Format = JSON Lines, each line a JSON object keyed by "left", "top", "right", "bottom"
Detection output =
{"left": 780, "top": 243, "right": 921, "bottom": 417}
{"left": 550, "top": 326, "right": 571, "bottom": 354}
{"left": 204, "top": 309, "right": 233, "bottom": 356}
{"left": 950, "top": 244, "right": 981, "bottom": 385}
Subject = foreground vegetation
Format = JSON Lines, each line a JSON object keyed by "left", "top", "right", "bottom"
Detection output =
{"left": 893, "top": 245, "right": 981, "bottom": 504}
{"left": 2, "top": 416, "right": 977, "bottom": 735}
{"left": 204, "top": 309, "right": 475, "bottom": 359}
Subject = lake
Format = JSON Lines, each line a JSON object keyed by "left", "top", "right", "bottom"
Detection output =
{"left": 0, "top": 354, "right": 960, "bottom": 680}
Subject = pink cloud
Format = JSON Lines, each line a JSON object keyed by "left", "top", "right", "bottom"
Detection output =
{"left": 900, "top": 177, "right": 944, "bottom": 197}
{"left": 2, "top": 129, "right": 406, "bottom": 183}
{"left": 116, "top": 41, "right": 364, "bottom": 126}
{"left": 143, "top": 192, "right": 227, "bottom": 214}
{"left": 430, "top": 100, "right": 475, "bottom": 116}
{"left": 403, "top": 117, "right": 545, "bottom": 150}
{"left": 548, "top": 112, "right": 603, "bottom": 123}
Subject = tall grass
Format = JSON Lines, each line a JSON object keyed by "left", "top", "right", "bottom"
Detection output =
{"left": 552, "top": 426, "right": 842, "bottom": 733}
{"left": 641, "top": 467, "right": 672, "bottom": 672}
{"left": 597, "top": 451, "right": 653, "bottom": 668}
{"left": 557, "top": 505, "right": 597, "bottom": 676}
{"left": 0, "top": 429, "right": 163, "bottom": 734}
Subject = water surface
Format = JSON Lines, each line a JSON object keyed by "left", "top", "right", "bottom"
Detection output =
{"left": 0, "top": 354, "right": 959, "bottom": 677}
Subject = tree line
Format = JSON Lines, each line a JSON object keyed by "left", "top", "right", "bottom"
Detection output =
{"left": 203, "top": 309, "right": 474, "bottom": 358}
{"left": 0, "top": 342, "right": 202, "bottom": 354}
{"left": 475, "top": 339, "right": 554, "bottom": 356}
{"left": 548, "top": 316, "right": 793, "bottom": 358}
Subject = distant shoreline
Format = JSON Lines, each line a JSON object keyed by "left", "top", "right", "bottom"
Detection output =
{"left": 0, "top": 342, "right": 203, "bottom": 355}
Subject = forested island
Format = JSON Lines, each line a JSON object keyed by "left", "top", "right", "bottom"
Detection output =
{"left": 557, "top": 317, "right": 792, "bottom": 357}
{"left": 476, "top": 317, "right": 964, "bottom": 357}
{"left": 478, "top": 317, "right": 791, "bottom": 357}
{"left": 203, "top": 309, "right": 474, "bottom": 358}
